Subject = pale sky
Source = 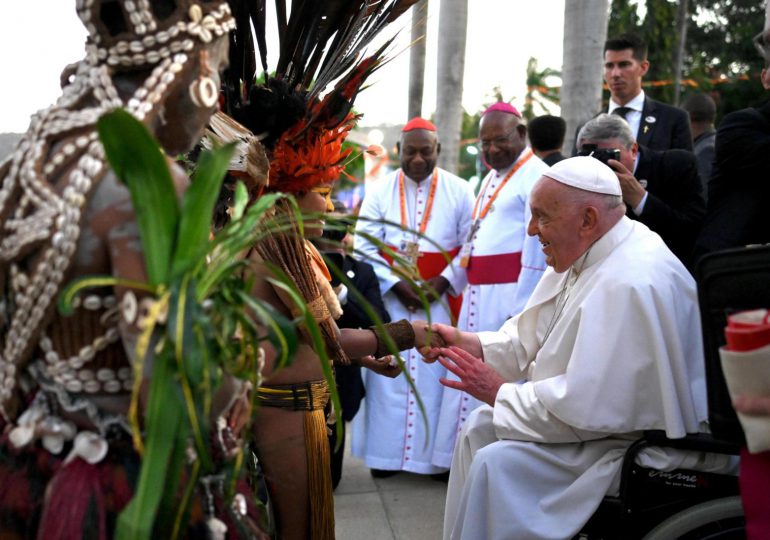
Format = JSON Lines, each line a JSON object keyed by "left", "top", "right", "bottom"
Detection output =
{"left": 0, "top": 1, "right": 565, "bottom": 133}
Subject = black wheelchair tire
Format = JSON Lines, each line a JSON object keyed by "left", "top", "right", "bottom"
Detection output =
{"left": 641, "top": 496, "right": 744, "bottom": 540}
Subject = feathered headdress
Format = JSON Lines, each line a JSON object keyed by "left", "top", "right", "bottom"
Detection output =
{"left": 223, "top": 0, "right": 420, "bottom": 193}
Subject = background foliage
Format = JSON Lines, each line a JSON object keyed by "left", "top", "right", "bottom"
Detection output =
{"left": 608, "top": 0, "right": 767, "bottom": 121}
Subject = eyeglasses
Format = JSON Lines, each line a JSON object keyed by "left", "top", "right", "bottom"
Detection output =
{"left": 753, "top": 30, "right": 769, "bottom": 58}
{"left": 478, "top": 128, "right": 518, "bottom": 150}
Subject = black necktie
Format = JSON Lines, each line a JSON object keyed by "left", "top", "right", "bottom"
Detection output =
{"left": 613, "top": 106, "right": 632, "bottom": 120}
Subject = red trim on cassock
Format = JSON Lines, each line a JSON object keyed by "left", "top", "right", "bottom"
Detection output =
{"left": 466, "top": 252, "right": 522, "bottom": 285}
{"left": 380, "top": 246, "right": 462, "bottom": 322}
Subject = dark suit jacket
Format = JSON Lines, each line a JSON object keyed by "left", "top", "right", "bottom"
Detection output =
{"left": 694, "top": 100, "right": 770, "bottom": 261}
{"left": 542, "top": 152, "right": 566, "bottom": 166}
{"left": 632, "top": 146, "right": 705, "bottom": 267}
{"left": 693, "top": 130, "right": 716, "bottom": 199}
{"left": 333, "top": 254, "right": 390, "bottom": 422}
{"left": 636, "top": 96, "right": 693, "bottom": 152}
{"left": 572, "top": 96, "right": 694, "bottom": 155}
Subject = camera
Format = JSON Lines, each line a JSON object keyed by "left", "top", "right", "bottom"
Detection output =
{"left": 578, "top": 145, "right": 621, "bottom": 166}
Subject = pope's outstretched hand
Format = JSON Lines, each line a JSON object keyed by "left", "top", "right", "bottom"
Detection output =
{"left": 437, "top": 346, "right": 505, "bottom": 406}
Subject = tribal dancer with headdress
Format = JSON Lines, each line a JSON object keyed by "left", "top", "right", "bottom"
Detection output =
{"left": 0, "top": 1, "right": 268, "bottom": 538}
{"left": 215, "top": 2, "right": 437, "bottom": 538}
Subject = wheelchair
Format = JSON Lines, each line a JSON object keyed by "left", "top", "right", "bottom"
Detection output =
{"left": 575, "top": 246, "right": 770, "bottom": 539}
{"left": 577, "top": 430, "right": 744, "bottom": 539}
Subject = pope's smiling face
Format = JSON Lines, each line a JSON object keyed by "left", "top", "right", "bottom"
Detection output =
{"left": 527, "top": 177, "right": 588, "bottom": 273}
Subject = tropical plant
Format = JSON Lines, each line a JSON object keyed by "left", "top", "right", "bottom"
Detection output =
{"left": 523, "top": 57, "right": 562, "bottom": 120}
{"left": 58, "top": 109, "right": 304, "bottom": 539}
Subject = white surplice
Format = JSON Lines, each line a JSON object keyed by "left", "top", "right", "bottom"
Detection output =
{"left": 352, "top": 167, "right": 474, "bottom": 473}
{"left": 432, "top": 150, "right": 549, "bottom": 468}
{"left": 444, "top": 217, "right": 726, "bottom": 540}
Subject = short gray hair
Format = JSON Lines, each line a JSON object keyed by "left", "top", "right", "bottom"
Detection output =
{"left": 565, "top": 183, "right": 624, "bottom": 211}
{"left": 577, "top": 113, "right": 635, "bottom": 149}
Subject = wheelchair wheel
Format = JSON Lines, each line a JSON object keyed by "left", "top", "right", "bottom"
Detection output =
{"left": 641, "top": 496, "right": 744, "bottom": 540}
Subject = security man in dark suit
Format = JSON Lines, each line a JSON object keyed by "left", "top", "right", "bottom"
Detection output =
{"left": 694, "top": 28, "right": 770, "bottom": 262}
{"left": 604, "top": 33, "right": 693, "bottom": 151}
{"left": 578, "top": 114, "right": 705, "bottom": 267}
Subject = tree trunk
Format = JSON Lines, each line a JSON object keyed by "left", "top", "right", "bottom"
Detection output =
{"left": 435, "top": 0, "right": 467, "bottom": 174}
{"left": 408, "top": 0, "right": 429, "bottom": 120}
{"left": 672, "top": 0, "right": 689, "bottom": 106}
{"left": 561, "top": 0, "right": 610, "bottom": 154}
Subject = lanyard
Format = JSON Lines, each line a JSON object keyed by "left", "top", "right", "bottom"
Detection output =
{"left": 398, "top": 168, "right": 439, "bottom": 234}
{"left": 471, "top": 148, "right": 533, "bottom": 221}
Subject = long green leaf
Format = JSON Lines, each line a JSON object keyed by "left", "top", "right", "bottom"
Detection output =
{"left": 58, "top": 275, "right": 157, "bottom": 316}
{"left": 97, "top": 109, "right": 179, "bottom": 286}
{"left": 171, "top": 142, "right": 236, "bottom": 277}
{"left": 116, "top": 350, "right": 184, "bottom": 540}
{"left": 237, "top": 289, "right": 298, "bottom": 369}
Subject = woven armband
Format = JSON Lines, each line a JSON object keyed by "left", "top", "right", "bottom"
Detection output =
{"left": 370, "top": 319, "right": 416, "bottom": 358}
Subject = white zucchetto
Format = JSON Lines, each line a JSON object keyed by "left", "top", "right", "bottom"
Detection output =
{"left": 544, "top": 156, "right": 622, "bottom": 196}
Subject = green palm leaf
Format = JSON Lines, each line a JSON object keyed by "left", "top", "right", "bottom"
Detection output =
{"left": 172, "top": 142, "right": 236, "bottom": 277}
{"left": 97, "top": 109, "right": 179, "bottom": 286}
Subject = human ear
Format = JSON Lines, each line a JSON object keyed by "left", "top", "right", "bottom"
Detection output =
{"left": 762, "top": 68, "right": 770, "bottom": 90}
{"left": 581, "top": 206, "right": 599, "bottom": 233}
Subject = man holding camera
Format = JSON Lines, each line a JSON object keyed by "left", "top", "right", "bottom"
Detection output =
{"left": 577, "top": 113, "right": 705, "bottom": 267}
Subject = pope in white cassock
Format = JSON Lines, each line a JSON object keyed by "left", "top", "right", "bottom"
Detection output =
{"left": 352, "top": 117, "right": 474, "bottom": 474}
{"left": 432, "top": 103, "right": 549, "bottom": 468}
{"left": 422, "top": 157, "right": 729, "bottom": 539}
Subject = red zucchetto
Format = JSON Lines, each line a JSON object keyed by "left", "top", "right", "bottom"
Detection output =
{"left": 402, "top": 117, "right": 437, "bottom": 132}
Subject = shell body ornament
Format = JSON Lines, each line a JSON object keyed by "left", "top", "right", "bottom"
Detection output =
{"left": 0, "top": 0, "right": 234, "bottom": 422}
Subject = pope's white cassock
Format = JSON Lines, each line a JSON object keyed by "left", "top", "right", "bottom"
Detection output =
{"left": 444, "top": 217, "right": 732, "bottom": 540}
{"left": 352, "top": 167, "right": 474, "bottom": 473}
{"left": 432, "top": 148, "right": 549, "bottom": 468}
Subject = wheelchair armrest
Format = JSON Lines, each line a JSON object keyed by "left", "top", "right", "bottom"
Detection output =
{"left": 640, "top": 430, "right": 741, "bottom": 455}
{"left": 618, "top": 431, "right": 740, "bottom": 505}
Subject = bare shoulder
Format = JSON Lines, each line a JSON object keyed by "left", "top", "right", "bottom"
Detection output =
{"left": 168, "top": 159, "right": 191, "bottom": 197}
{"left": 86, "top": 170, "right": 134, "bottom": 240}
{"left": 246, "top": 250, "right": 291, "bottom": 315}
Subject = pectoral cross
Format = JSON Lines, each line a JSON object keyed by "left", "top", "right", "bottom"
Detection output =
{"left": 466, "top": 219, "right": 482, "bottom": 243}
{"left": 643, "top": 125, "right": 650, "bottom": 134}
{"left": 403, "top": 241, "right": 422, "bottom": 265}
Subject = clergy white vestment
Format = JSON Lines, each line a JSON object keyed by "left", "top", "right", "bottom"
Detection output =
{"left": 432, "top": 149, "right": 549, "bottom": 468}
{"left": 352, "top": 167, "right": 473, "bottom": 473}
{"left": 444, "top": 217, "right": 714, "bottom": 540}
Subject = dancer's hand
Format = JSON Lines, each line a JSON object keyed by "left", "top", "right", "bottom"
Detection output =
{"left": 418, "top": 323, "right": 482, "bottom": 363}
{"left": 411, "top": 320, "right": 448, "bottom": 356}
{"left": 361, "top": 355, "right": 402, "bottom": 378}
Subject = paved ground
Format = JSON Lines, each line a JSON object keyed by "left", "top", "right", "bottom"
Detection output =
{"left": 334, "top": 427, "right": 448, "bottom": 540}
